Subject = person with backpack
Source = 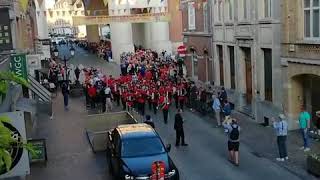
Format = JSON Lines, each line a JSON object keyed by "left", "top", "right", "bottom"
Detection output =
{"left": 223, "top": 118, "right": 240, "bottom": 166}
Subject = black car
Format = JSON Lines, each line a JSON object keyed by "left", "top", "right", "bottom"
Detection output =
{"left": 106, "top": 124, "right": 179, "bottom": 180}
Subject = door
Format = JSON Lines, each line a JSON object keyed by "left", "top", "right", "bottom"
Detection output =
{"left": 244, "top": 48, "right": 252, "bottom": 104}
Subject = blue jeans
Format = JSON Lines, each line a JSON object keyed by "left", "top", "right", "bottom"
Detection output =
{"left": 63, "top": 94, "right": 69, "bottom": 108}
{"left": 301, "top": 128, "right": 310, "bottom": 148}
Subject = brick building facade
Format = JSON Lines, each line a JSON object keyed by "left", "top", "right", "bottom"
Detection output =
{"left": 180, "top": 0, "right": 213, "bottom": 83}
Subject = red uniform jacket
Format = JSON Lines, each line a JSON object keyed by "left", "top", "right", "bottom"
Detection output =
{"left": 159, "top": 95, "right": 170, "bottom": 110}
{"left": 88, "top": 87, "right": 97, "bottom": 97}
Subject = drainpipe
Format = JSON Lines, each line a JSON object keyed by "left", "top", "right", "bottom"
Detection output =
{"left": 208, "top": 0, "right": 213, "bottom": 85}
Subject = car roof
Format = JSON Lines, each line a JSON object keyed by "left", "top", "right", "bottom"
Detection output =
{"left": 116, "top": 124, "right": 158, "bottom": 140}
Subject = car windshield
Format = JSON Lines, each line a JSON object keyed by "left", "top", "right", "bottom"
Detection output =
{"left": 121, "top": 137, "right": 165, "bottom": 157}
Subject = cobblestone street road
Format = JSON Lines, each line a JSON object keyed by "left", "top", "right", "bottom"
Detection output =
{"left": 26, "top": 46, "right": 304, "bottom": 180}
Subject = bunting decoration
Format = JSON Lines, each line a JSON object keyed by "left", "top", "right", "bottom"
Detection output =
{"left": 37, "top": 0, "right": 44, "bottom": 6}
{"left": 83, "top": 0, "right": 91, "bottom": 6}
{"left": 103, "top": 0, "right": 108, "bottom": 6}
{"left": 20, "top": 0, "right": 29, "bottom": 12}
{"left": 49, "top": 10, "right": 53, "bottom": 17}
{"left": 198, "top": 2, "right": 201, "bottom": 9}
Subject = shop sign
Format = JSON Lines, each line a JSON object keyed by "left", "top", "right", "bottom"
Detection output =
{"left": 10, "top": 54, "right": 28, "bottom": 80}
{"left": 27, "top": 139, "right": 47, "bottom": 163}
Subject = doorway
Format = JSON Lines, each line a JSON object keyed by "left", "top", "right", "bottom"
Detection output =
{"left": 242, "top": 47, "right": 252, "bottom": 104}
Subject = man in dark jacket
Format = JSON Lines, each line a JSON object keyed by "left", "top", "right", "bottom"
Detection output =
{"left": 174, "top": 109, "right": 188, "bottom": 147}
{"left": 61, "top": 81, "right": 69, "bottom": 110}
{"left": 144, "top": 115, "right": 155, "bottom": 128}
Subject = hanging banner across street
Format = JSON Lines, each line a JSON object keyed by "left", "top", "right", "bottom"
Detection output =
{"left": 72, "top": 12, "right": 171, "bottom": 26}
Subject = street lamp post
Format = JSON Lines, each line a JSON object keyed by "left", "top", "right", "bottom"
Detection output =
{"left": 53, "top": 46, "right": 75, "bottom": 82}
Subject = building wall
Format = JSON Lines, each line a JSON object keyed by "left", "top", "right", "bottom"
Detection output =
{"left": 281, "top": 0, "right": 320, "bottom": 129}
{"left": 47, "top": 0, "right": 86, "bottom": 37}
{"left": 168, "top": 0, "right": 183, "bottom": 52}
{"left": 0, "top": 0, "right": 38, "bottom": 53}
{"left": 212, "top": 0, "right": 283, "bottom": 124}
{"left": 181, "top": 0, "right": 213, "bottom": 83}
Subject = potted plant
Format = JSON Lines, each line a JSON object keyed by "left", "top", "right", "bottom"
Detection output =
{"left": 0, "top": 116, "right": 34, "bottom": 174}
{"left": 307, "top": 154, "right": 320, "bottom": 177}
{"left": 0, "top": 72, "right": 33, "bottom": 175}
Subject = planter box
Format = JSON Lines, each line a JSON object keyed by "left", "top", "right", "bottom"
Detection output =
{"left": 307, "top": 155, "right": 320, "bottom": 177}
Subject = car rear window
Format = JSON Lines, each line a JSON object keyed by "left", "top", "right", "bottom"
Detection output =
{"left": 121, "top": 137, "right": 165, "bottom": 157}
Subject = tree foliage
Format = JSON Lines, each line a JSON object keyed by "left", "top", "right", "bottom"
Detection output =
{"left": 0, "top": 71, "right": 29, "bottom": 101}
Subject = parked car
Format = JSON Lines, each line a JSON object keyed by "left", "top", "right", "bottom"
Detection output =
{"left": 106, "top": 124, "right": 179, "bottom": 180}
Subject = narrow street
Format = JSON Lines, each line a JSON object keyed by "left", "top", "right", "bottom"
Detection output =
{"left": 26, "top": 47, "right": 304, "bottom": 180}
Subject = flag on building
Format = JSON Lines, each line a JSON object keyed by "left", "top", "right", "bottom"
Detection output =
{"left": 20, "top": 0, "right": 29, "bottom": 12}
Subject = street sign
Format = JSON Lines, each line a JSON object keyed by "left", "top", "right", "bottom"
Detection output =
{"left": 27, "top": 139, "right": 47, "bottom": 164}
{"left": 10, "top": 54, "right": 28, "bottom": 80}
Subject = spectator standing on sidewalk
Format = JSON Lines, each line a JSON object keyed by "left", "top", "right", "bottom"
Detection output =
{"left": 298, "top": 106, "right": 311, "bottom": 152}
{"left": 222, "top": 100, "right": 232, "bottom": 121}
{"left": 272, "top": 114, "right": 289, "bottom": 162}
{"left": 61, "top": 81, "right": 69, "bottom": 110}
{"left": 219, "top": 87, "right": 228, "bottom": 106}
{"left": 212, "top": 94, "right": 222, "bottom": 127}
{"left": 315, "top": 111, "right": 320, "bottom": 135}
{"left": 174, "top": 109, "right": 188, "bottom": 147}
{"left": 223, "top": 118, "right": 240, "bottom": 166}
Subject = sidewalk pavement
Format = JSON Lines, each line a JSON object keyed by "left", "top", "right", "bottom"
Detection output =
{"left": 215, "top": 111, "right": 320, "bottom": 180}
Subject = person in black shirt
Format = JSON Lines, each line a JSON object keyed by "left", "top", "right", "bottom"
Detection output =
{"left": 174, "top": 109, "right": 188, "bottom": 147}
{"left": 144, "top": 115, "right": 155, "bottom": 128}
{"left": 61, "top": 81, "right": 69, "bottom": 110}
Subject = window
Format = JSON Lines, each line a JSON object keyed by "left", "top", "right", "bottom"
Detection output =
{"left": 214, "top": 0, "right": 223, "bottom": 22}
{"left": 203, "top": 2, "right": 208, "bottom": 32}
{"left": 304, "top": 0, "right": 320, "bottom": 38}
{"left": 263, "top": 49, "right": 272, "bottom": 102}
{"left": 188, "top": 2, "right": 196, "bottom": 30}
{"left": 264, "top": 0, "right": 272, "bottom": 18}
{"left": 226, "top": 0, "right": 234, "bottom": 21}
{"left": 121, "top": 138, "right": 165, "bottom": 158}
{"left": 239, "top": 0, "right": 250, "bottom": 21}
{"left": 229, "top": 46, "right": 235, "bottom": 89}
{"left": 217, "top": 45, "right": 224, "bottom": 86}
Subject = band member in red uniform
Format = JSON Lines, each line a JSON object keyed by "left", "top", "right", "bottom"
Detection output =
{"left": 120, "top": 86, "right": 127, "bottom": 110}
{"left": 159, "top": 92, "right": 171, "bottom": 124}
{"left": 137, "top": 89, "right": 146, "bottom": 116}
{"left": 112, "top": 80, "right": 120, "bottom": 106}
{"left": 126, "top": 90, "right": 134, "bottom": 111}
{"left": 146, "top": 86, "right": 153, "bottom": 111}
{"left": 151, "top": 87, "right": 159, "bottom": 115}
